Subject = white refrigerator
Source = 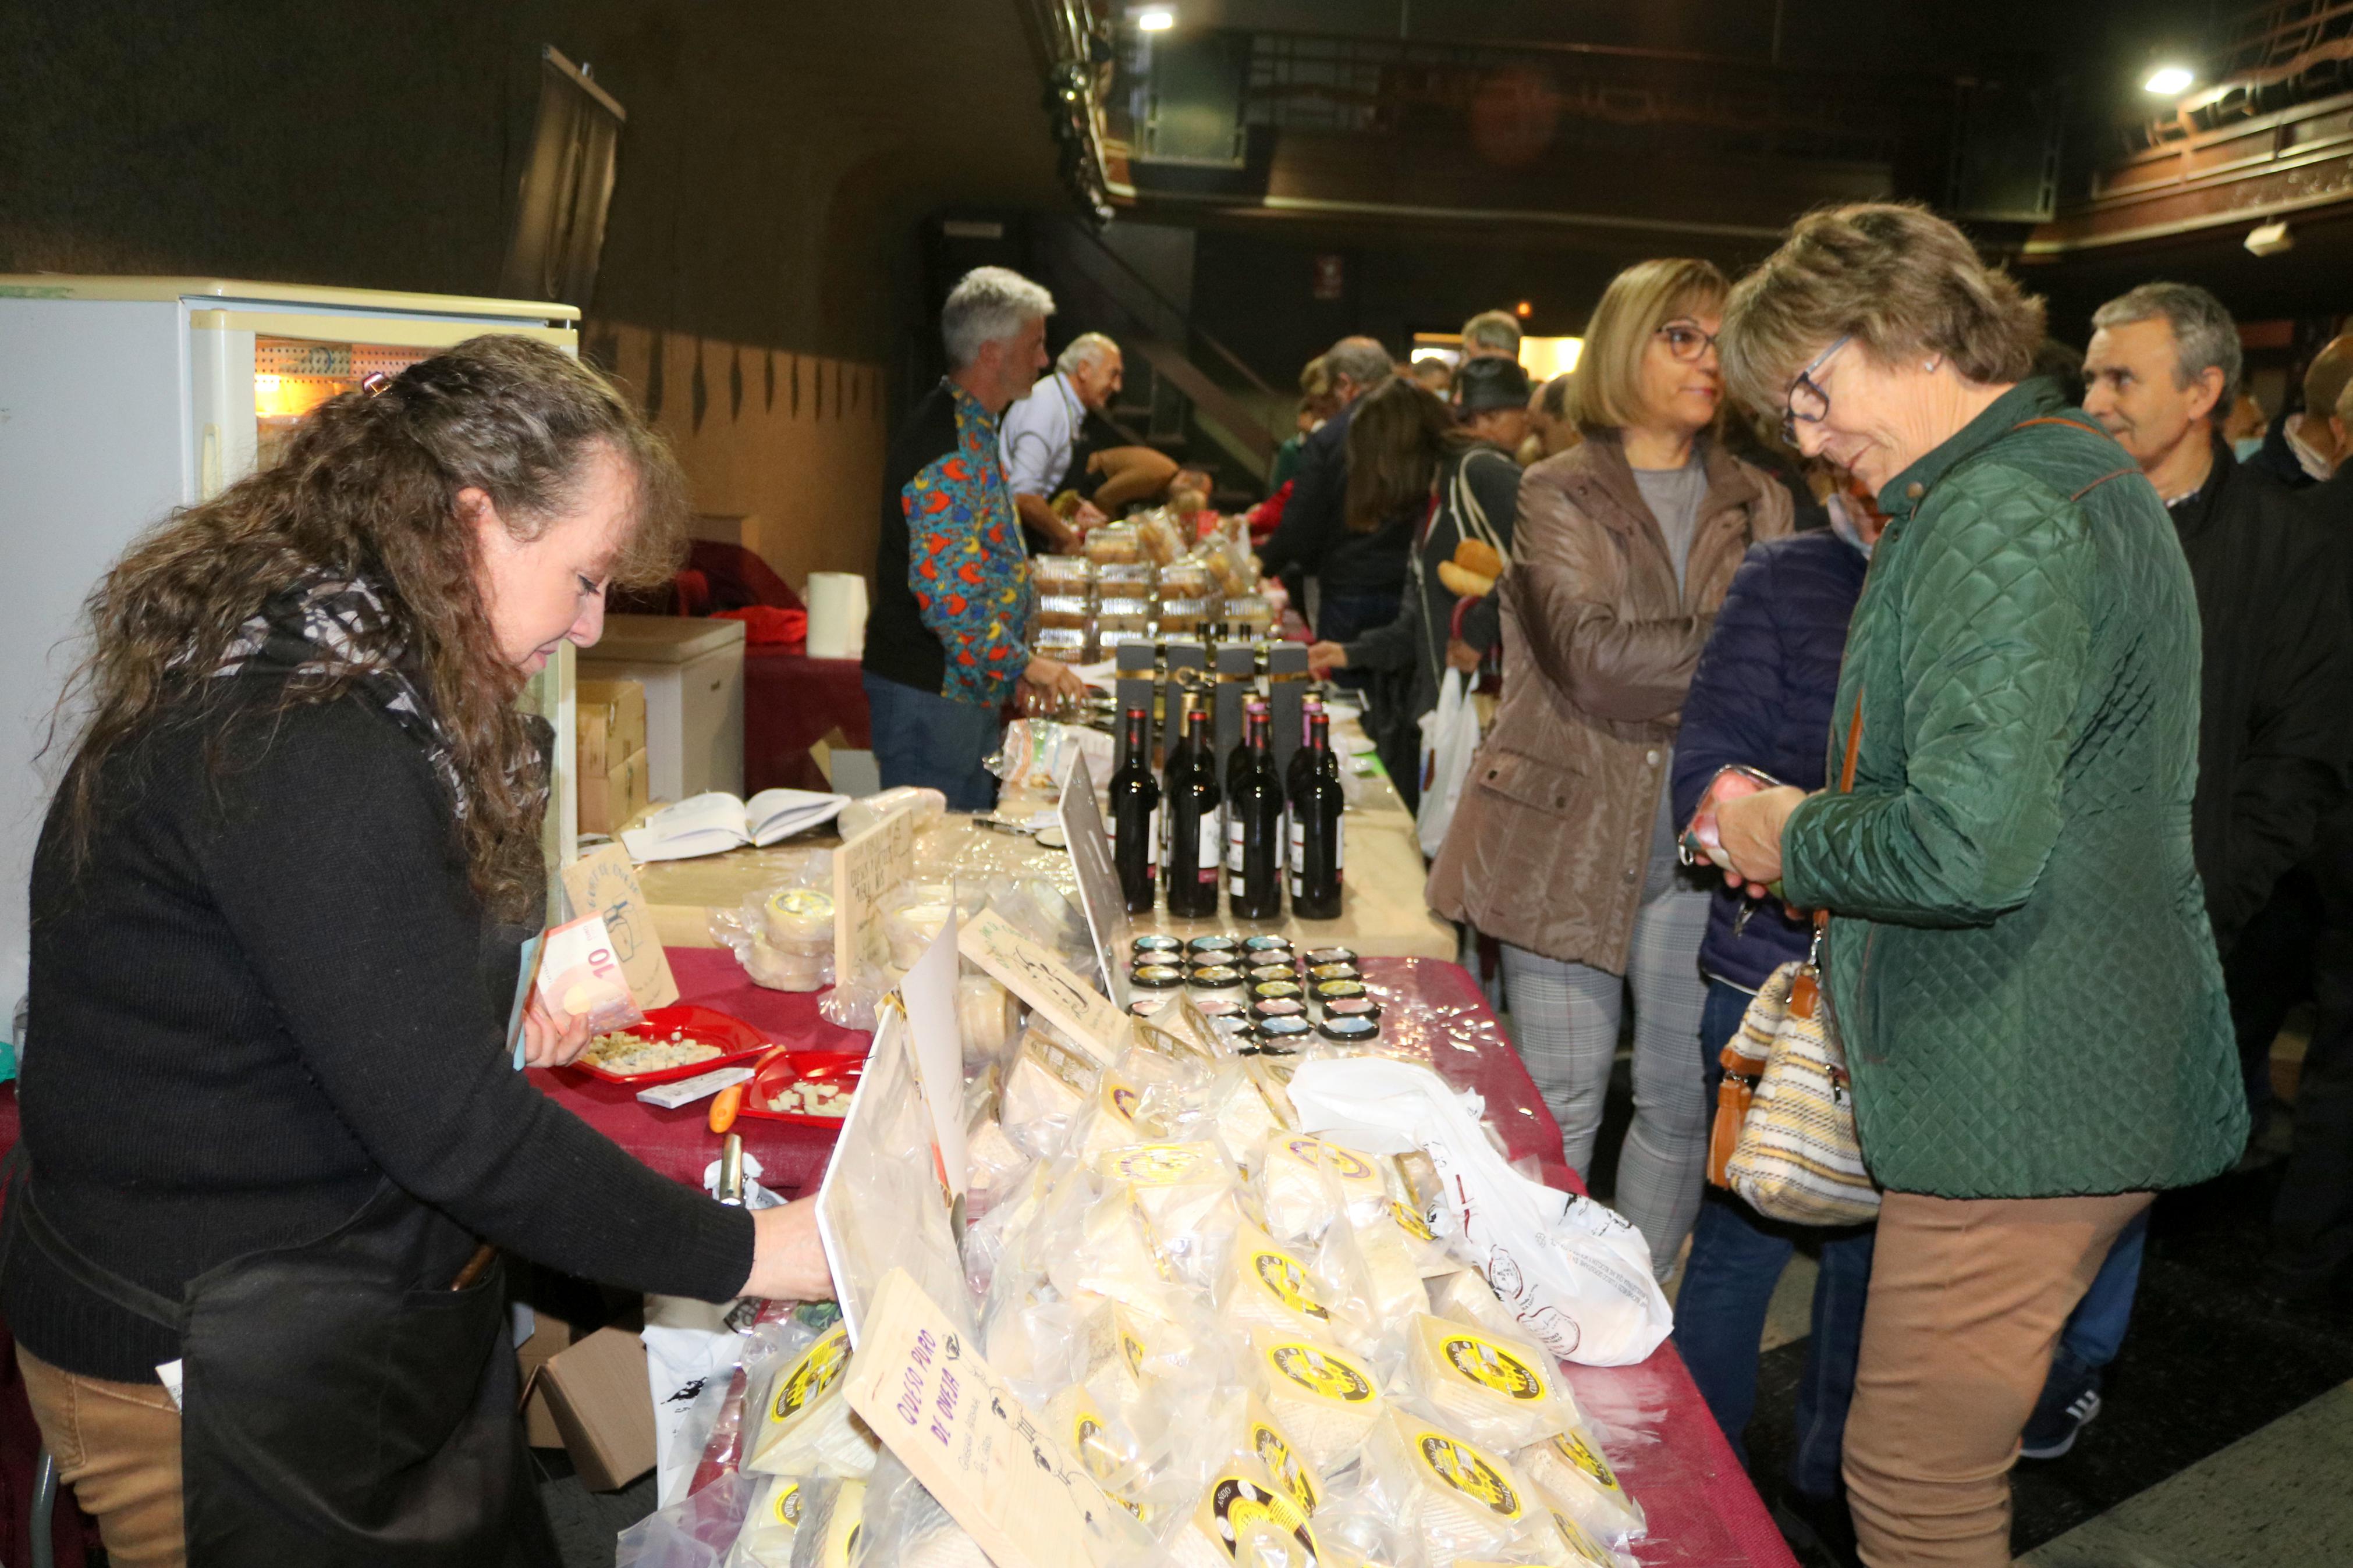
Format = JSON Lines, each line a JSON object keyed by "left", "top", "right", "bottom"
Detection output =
{"left": 0, "top": 276, "right": 584, "bottom": 1032}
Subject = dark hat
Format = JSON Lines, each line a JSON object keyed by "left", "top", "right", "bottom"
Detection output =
{"left": 1454, "top": 354, "right": 1531, "bottom": 414}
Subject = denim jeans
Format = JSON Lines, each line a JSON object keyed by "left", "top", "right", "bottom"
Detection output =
{"left": 861, "top": 671, "right": 1002, "bottom": 812}
{"left": 1673, "top": 976, "right": 1877, "bottom": 1499}
{"left": 2048, "top": 1206, "right": 2149, "bottom": 1388}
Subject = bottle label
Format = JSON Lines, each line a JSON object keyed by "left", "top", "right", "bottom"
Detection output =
{"left": 1335, "top": 818, "right": 1345, "bottom": 873}
{"left": 1144, "top": 809, "right": 1159, "bottom": 881}
{"left": 1227, "top": 817, "right": 1247, "bottom": 872}
{"left": 1198, "top": 816, "right": 1222, "bottom": 879}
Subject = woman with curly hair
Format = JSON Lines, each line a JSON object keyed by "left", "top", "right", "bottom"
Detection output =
{"left": 5, "top": 336, "right": 830, "bottom": 1565}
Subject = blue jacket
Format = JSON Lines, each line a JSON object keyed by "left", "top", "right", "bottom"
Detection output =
{"left": 1670, "top": 528, "right": 1868, "bottom": 990}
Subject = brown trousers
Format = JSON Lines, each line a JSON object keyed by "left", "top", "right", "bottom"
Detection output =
{"left": 17, "top": 1347, "right": 184, "bottom": 1568}
{"left": 1088, "top": 445, "right": 1179, "bottom": 513}
{"left": 1843, "top": 1190, "right": 2150, "bottom": 1567}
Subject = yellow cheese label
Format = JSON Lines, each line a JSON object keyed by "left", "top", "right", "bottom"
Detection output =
{"left": 1552, "top": 1508, "right": 1616, "bottom": 1566}
{"left": 773, "top": 1325, "right": 850, "bottom": 1421}
{"left": 1415, "top": 1431, "right": 1522, "bottom": 1519}
{"left": 1284, "top": 1135, "right": 1374, "bottom": 1183}
{"left": 1268, "top": 1342, "right": 1374, "bottom": 1403}
{"left": 1074, "top": 1413, "right": 1120, "bottom": 1481}
{"left": 1252, "top": 1250, "right": 1331, "bottom": 1321}
{"left": 1250, "top": 1420, "right": 1319, "bottom": 1513}
{"left": 1102, "top": 1143, "right": 1205, "bottom": 1184}
{"left": 1554, "top": 1428, "right": 1623, "bottom": 1494}
{"left": 1108, "top": 1082, "right": 1142, "bottom": 1121}
{"left": 1440, "top": 1333, "right": 1543, "bottom": 1400}
{"left": 1393, "top": 1200, "right": 1436, "bottom": 1242}
{"left": 1205, "top": 1476, "right": 1318, "bottom": 1562}
{"left": 768, "top": 888, "right": 835, "bottom": 919}
{"left": 773, "top": 1481, "right": 803, "bottom": 1526}
{"left": 1121, "top": 1331, "right": 1146, "bottom": 1378}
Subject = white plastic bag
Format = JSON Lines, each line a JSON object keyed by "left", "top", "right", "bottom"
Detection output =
{"left": 1416, "top": 669, "right": 1483, "bottom": 859}
{"left": 1285, "top": 1058, "right": 1672, "bottom": 1367}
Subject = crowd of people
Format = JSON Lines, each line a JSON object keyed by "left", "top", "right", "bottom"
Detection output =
{"left": 853, "top": 202, "right": 2353, "bottom": 1568}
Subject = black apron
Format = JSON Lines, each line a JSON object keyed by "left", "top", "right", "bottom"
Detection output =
{"left": 5, "top": 1162, "right": 559, "bottom": 1567}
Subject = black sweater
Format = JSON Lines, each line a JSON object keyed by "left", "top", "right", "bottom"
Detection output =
{"left": 8, "top": 684, "right": 755, "bottom": 1382}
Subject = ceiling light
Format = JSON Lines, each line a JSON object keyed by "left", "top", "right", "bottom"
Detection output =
{"left": 2143, "top": 65, "right": 2195, "bottom": 95}
{"left": 1136, "top": 6, "right": 1175, "bottom": 30}
{"left": 1514, "top": 300, "right": 1534, "bottom": 318}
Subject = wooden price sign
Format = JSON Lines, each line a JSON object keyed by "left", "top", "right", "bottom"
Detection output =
{"left": 843, "top": 1268, "right": 1127, "bottom": 1568}
{"left": 832, "top": 802, "right": 922, "bottom": 982}
{"left": 957, "top": 906, "right": 1129, "bottom": 1065}
{"left": 559, "top": 843, "right": 679, "bottom": 1010}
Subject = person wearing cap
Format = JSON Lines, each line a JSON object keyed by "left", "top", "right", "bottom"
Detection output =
{"left": 1309, "top": 354, "right": 1531, "bottom": 806}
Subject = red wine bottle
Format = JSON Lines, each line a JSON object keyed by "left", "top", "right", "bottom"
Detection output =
{"left": 1290, "top": 710, "right": 1345, "bottom": 919}
{"left": 1109, "top": 706, "right": 1159, "bottom": 915}
{"left": 1228, "top": 706, "right": 1285, "bottom": 921}
{"left": 1165, "top": 700, "right": 1222, "bottom": 919}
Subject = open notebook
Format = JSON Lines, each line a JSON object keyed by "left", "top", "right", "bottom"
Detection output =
{"left": 619, "top": 788, "right": 849, "bottom": 862}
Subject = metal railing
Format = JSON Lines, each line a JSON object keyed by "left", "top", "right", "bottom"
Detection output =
{"left": 2141, "top": 0, "right": 2353, "bottom": 145}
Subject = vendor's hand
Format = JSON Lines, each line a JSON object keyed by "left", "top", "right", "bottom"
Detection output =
{"left": 1073, "top": 500, "right": 1107, "bottom": 529}
{"left": 1445, "top": 638, "right": 1481, "bottom": 673}
{"left": 520, "top": 998, "right": 591, "bottom": 1069}
{"left": 1307, "top": 640, "right": 1348, "bottom": 677}
{"left": 1018, "top": 655, "right": 1089, "bottom": 716}
{"left": 1712, "top": 785, "right": 1807, "bottom": 893}
{"left": 743, "top": 1196, "right": 835, "bottom": 1303}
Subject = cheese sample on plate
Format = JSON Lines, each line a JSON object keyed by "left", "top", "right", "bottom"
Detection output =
{"left": 1248, "top": 1328, "right": 1385, "bottom": 1474}
{"left": 740, "top": 1322, "right": 879, "bottom": 1480}
{"left": 1165, "top": 1467, "right": 1325, "bottom": 1568}
{"left": 1361, "top": 1410, "right": 1532, "bottom": 1563}
{"left": 1218, "top": 1220, "right": 1347, "bottom": 1341}
{"left": 1259, "top": 1133, "right": 1383, "bottom": 1242}
{"left": 1400, "top": 1313, "right": 1577, "bottom": 1450}
{"left": 1516, "top": 1425, "right": 1647, "bottom": 1545}
{"left": 1002, "top": 1026, "right": 1098, "bottom": 1154}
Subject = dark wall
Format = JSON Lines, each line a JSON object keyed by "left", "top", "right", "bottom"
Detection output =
{"left": 0, "top": 0, "right": 1064, "bottom": 364}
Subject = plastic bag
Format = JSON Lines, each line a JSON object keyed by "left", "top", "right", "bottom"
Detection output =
{"left": 986, "top": 719, "right": 1115, "bottom": 792}
{"left": 707, "top": 852, "right": 837, "bottom": 993}
{"left": 1416, "top": 668, "right": 1483, "bottom": 859}
{"left": 1287, "top": 1058, "right": 1673, "bottom": 1367}
{"left": 615, "top": 1469, "right": 754, "bottom": 1568}
{"left": 836, "top": 785, "right": 946, "bottom": 844}
{"left": 847, "top": 1453, "right": 992, "bottom": 1568}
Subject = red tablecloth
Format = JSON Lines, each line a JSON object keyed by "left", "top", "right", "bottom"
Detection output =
{"left": 743, "top": 648, "right": 868, "bottom": 795}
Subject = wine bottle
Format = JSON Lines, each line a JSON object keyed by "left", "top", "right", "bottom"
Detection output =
{"left": 1109, "top": 705, "right": 1159, "bottom": 915}
{"left": 1284, "top": 695, "right": 1326, "bottom": 804}
{"left": 1225, "top": 696, "right": 1267, "bottom": 848}
{"left": 1228, "top": 706, "right": 1285, "bottom": 921}
{"left": 1166, "top": 700, "right": 1223, "bottom": 919}
{"left": 1290, "top": 710, "right": 1346, "bottom": 919}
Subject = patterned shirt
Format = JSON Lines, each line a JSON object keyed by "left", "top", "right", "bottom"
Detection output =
{"left": 864, "top": 378, "right": 1034, "bottom": 707}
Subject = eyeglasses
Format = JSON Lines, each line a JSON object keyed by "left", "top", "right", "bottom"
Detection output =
{"left": 1782, "top": 336, "right": 1852, "bottom": 446}
{"left": 1655, "top": 319, "right": 1719, "bottom": 363}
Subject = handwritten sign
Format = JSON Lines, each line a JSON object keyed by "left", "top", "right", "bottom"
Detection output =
{"left": 1056, "top": 755, "right": 1132, "bottom": 1011}
{"left": 844, "top": 1268, "right": 1126, "bottom": 1568}
{"left": 957, "top": 907, "right": 1129, "bottom": 1065}
{"left": 560, "top": 843, "right": 679, "bottom": 1010}
{"left": 833, "top": 803, "right": 921, "bottom": 981}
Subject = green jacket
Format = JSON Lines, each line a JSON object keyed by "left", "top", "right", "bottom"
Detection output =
{"left": 1782, "top": 380, "right": 2246, "bottom": 1199}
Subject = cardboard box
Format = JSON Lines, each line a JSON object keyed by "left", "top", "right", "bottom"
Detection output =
{"left": 578, "top": 745, "right": 650, "bottom": 836}
{"left": 514, "top": 1308, "right": 576, "bottom": 1449}
{"left": 534, "top": 1325, "right": 658, "bottom": 1491}
{"left": 577, "top": 679, "right": 648, "bottom": 777}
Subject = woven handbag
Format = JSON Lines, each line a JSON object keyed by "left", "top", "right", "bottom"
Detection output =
{"left": 1702, "top": 696, "right": 1879, "bottom": 1226}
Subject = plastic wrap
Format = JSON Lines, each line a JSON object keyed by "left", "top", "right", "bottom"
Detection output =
{"left": 985, "top": 720, "right": 1115, "bottom": 792}
{"left": 707, "top": 853, "right": 838, "bottom": 993}
{"left": 740, "top": 1321, "right": 878, "bottom": 1481}
{"left": 846, "top": 1452, "right": 993, "bottom": 1568}
{"left": 1514, "top": 1427, "right": 1647, "bottom": 1546}
{"left": 1396, "top": 1313, "right": 1578, "bottom": 1452}
{"left": 1247, "top": 1328, "right": 1385, "bottom": 1475}
{"left": 725, "top": 1474, "right": 809, "bottom": 1568}
{"left": 1357, "top": 1408, "right": 1534, "bottom": 1563}
{"left": 836, "top": 785, "right": 947, "bottom": 845}
{"left": 615, "top": 1470, "right": 754, "bottom": 1568}
{"left": 784, "top": 1476, "right": 866, "bottom": 1568}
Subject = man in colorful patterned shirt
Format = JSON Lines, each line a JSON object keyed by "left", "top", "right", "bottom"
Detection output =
{"left": 863, "top": 266, "right": 1089, "bottom": 808}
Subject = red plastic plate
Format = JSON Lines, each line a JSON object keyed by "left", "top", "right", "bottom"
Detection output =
{"left": 736, "top": 1049, "right": 867, "bottom": 1127}
{"left": 568, "top": 1004, "right": 774, "bottom": 1085}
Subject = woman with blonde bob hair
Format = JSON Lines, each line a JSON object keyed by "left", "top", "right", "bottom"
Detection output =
{"left": 6, "top": 336, "right": 832, "bottom": 1564}
{"left": 1703, "top": 203, "right": 2242, "bottom": 1565}
{"left": 1428, "top": 258, "right": 1791, "bottom": 1280}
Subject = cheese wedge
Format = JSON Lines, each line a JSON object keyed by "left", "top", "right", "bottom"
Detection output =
{"left": 1348, "top": 1213, "right": 1433, "bottom": 1324}
{"left": 1096, "top": 1140, "right": 1236, "bottom": 1239}
{"left": 1249, "top": 1328, "right": 1385, "bottom": 1474}
{"left": 1544, "top": 1505, "right": 1627, "bottom": 1567}
{"left": 723, "top": 1473, "right": 804, "bottom": 1568}
{"left": 1517, "top": 1425, "right": 1646, "bottom": 1545}
{"left": 1428, "top": 1267, "right": 1529, "bottom": 1342}
{"left": 1364, "top": 1410, "right": 1531, "bottom": 1562}
{"left": 1165, "top": 1470, "right": 1324, "bottom": 1568}
{"left": 1260, "top": 1133, "right": 1380, "bottom": 1242}
{"left": 1243, "top": 1393, "right": 1326, "bottom": 1517}
{"left": 741, "top": 1323, "right": 879, "bottom": 1480}
{"left": 1002, "top": 1026, "right": 1097, "bottom": 1154}
{"left": 1219, "top": 1220, "right": 1345, "bottom": 1340}
{"left": 1400, "top": 1313, "right": 1576, "bottom": 1450}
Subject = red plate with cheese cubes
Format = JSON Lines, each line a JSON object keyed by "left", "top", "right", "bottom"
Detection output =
{"left": 737, "top": 1049, "right": 867, "bottom": 1127}
{"left": 569, "top": 1004, "right": 773, "bottom": 1086}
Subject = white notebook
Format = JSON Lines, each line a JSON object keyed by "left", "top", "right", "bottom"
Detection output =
{"left": 620, "top": 788, "right": 849, "bottom": 862}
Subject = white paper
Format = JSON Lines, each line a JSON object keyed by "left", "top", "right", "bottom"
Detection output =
{"left": 622, "top": 789, "right": 848, "bottom": 862}
{"left": 900, "top": 915, "right": 971, "bottom": 1200}
{"left": 1055, "top": 755, "right": 1131, "bottom": 1008}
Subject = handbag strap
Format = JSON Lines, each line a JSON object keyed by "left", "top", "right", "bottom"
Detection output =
{"left": 1812, "top": 696, "right": 1865, "bottom": 940}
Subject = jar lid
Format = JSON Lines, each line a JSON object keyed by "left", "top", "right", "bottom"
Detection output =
{"left": 1193, "top": 998, "right": 1246, "bottom": 1018}
{"left": 1188, "top": 965, "right": 1245, "bottom": 989}
{"left": 1127, "top": 996, "right": 1172, "bottom": 1017}
{"left": 1304, "top": 947, "right": 1359, "bottom": 966}
{"left": 1187, "top": 934, "right": 1243, "bottom": 956}
{"left": 1322, "top": 995, "right": 1383, "bottom": 1022}
{"left": 1131, "top": 965, "right": 1186, "bottom": 989}
{"left": 1245, "top": 963, "right": 1298, "bottom": 984}
{"left": 1307, "top": 962, "right": 1362, "bottom": 982}
{"left": 1312, "top": 979, "right": 1367, "bottom": 1002}
{"left": 1318, "top": 1016, "right": 1380, "bottom": 1045}
{"left": 1256, "top": 1016, "right": 1315, "bottom": 1042}
{"left": 1242, "top": 934, "right": 1295, "bottom": 954}
{"left": 1250, "top": 997, "right": 1308, "bottom": 1022}
{"left": 1131, "top": 934, "right": 1183, "bottom": 955}
{"left": 1251, "top": 980, "right": 1304, "bottom": 1002}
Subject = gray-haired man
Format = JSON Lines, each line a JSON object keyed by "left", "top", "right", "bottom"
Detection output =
{"left": 862, "top": 266, "right": 1088, "bottom": 808}
{"left": 999, "top": 331, "right": 1176, "bottom": 552}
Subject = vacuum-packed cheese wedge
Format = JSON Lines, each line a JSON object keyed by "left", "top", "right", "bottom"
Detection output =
{"left": 1242, "top": 1392, "right": 1327, "bottom": 1517}
{"left": 1219, "top": 1220, "right": 1346, "bottom": 1340}
{"left": 1045, "top": 1382, "right": 1155, "bottom": 1527}
{"left": 1163, "top": 1467, "right": 1325, "bottom": 1568}
{"left": 1348, "top": 1213, "right": 1433, "bottom": 1324}
{"left": 1541, "top": 1505, "right": 1627, "bottom": 1567}
{"left": 1076, "top": 1075, "right": 1156, "bottom": 1160}
{"left": 1516, "top": 1425, "right": 1646, "bottom": 1545}
{"left": 1096, "top": 1140, "right": 1237, "bottom": 1237}
{"left": 1207, "top": 1072, "right": 1283, "bottom": 1174}
{"left": 964, "top": 1115, "right": 1029, "bottom": 1215}
{"left": 1385, "top": 1192, "right": 1460, "bottom": 1279}
{"left": 722, "top": 1473, "right": 804, "bottom": 1567}
{"left": 1002, "top": 1026, "right": 1098, "bottom": 1154}
{"left": 1110, "top": 1300, "right": 1206, "bottom": 1385}
{"left": 1362, "top": 1410, "right": 1532, "bottom": 1563}
{"left": 1260, "top": 1133, "right": 1384, "bottom": 1242}
{"left": 1248, "top": 1327, "right": 1385, "bottom": 1475}
{"left": 1428, "top": 1267, "right": 1528, "bottom": 1342}
{"left": 794, "top": 1478, "right": 865, "bottom": 1568}
{"left": 741, "top": 1322, "right": 879, "bottom": 1480}
{"left": 1400, "top": 1313, "right": 1577, "bottom": 1450}
{"left": 1063, "top": 1188, "right": 1174, "bottom": 1310}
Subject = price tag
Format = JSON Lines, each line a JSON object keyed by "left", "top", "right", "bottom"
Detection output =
{"left": 833, "top": 802, "right": 922, "bottom": 981}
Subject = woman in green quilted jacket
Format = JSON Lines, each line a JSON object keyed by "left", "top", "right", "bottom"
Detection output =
{"left": 1708, "top": 204, "right": 2245, "bottom": 1568}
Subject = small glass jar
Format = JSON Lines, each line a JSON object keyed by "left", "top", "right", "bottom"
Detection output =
{"left": 1250, "top": 979, "right": 1305, "bottom": 1005}
{"left": 1131, "top": 934, "right": 1184, "bottom": 961}
{"left": 1131, "top": 964, "right": 1186, "bottom": 994}
{"left": 1128, "top": 994, "right": 1173, "bottom": 1018}
{"left": 1321, "top": 995, "right": 1383, "bottom": 1027}
{"left": 1241, "top": 934, "right": 1296, "bottom": 961}
{"left": 1316, "top": 1015, "right": 1380, "bottom": 1048}
{"left": 1304, "top": 947, "right": 1359, "bottom": 968}
{"left": 1192, "top": 997, "right": 1247, "bottom": 1021}
{"left": 1311, "top": 979, "right": 1368, "bottom": 1016}
{"left": 1245, "top": 962, "right": 1298, "bottom": 988}
{"left": 1250, "top": 997, "right": 1308, "bottom": 1027}
{"left": 1187, "top": 934, "right": 1243, "bottom": 962}
{"left": 1187, "top": 964, "right": 1247, "bottom": 1001}
{"left": 1307, "top": 961, "right": 1362, "bottom": 985}
{"left": 1255, "top": 1015, "right": 1315, "bottom": 1050}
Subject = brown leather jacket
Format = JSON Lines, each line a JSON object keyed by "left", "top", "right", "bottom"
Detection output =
{"left": 1425, "top": 432, "right": 1793, "bottom": 972}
